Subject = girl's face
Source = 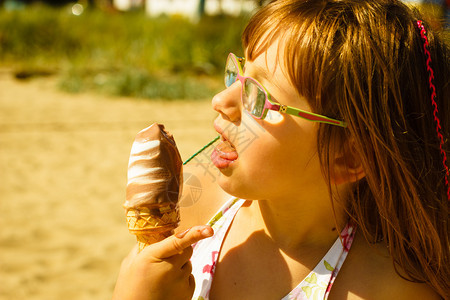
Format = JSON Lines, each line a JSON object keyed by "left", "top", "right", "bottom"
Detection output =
{"left": 211, "top": 41, "right": 329, "bottom": 202}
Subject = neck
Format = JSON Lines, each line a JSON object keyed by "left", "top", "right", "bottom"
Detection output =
{"left": 248, "top": 192, "right": 348, "bottom": 253}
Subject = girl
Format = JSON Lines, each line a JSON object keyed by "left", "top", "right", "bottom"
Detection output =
{"left": 113, "top": 0, "right": 449, "bottom": 299}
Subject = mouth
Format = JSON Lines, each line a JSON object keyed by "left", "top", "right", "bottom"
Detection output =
{"left": 211, "top": 124, "right": 239, "bottom": 169}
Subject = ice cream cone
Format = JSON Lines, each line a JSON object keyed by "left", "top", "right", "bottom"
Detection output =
{"left": 126, "top": 205, "right": 180, "bottom": 252}
{"left": 124, "top": 123, "right": 183, "bottom": 252}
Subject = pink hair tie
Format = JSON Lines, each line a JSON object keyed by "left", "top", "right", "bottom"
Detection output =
{"left": 416, "top": 20, "right": 450, "bottom": 201}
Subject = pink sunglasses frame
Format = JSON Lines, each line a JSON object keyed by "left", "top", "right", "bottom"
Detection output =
{"left": 226, "top": 53, "right": 347, "bottom": 127}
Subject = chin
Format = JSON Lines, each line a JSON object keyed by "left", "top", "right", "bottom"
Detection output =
{"left": 216, "top": 172, "right": 261, "bottom": 201}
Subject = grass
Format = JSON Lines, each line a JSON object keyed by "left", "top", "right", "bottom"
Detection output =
{"left": 0, "top": 3, "right": 447, "bottom": 99}
{"left": 0, "top": 4, "right": 249, "bottom": 99}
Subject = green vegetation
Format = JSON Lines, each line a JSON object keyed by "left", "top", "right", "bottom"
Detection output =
{"left": 0, "top": 4, "right": 249, "bottom": 99}
{"left": 0, "top": 3, "right": 447, "bottom": 99}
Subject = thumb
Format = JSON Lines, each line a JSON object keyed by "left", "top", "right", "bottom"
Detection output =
{"left": 146, "top": 225, "right": 213, "bottom": 259}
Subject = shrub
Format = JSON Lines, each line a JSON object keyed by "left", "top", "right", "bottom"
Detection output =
{"left": 0, "top": 4, "right": 249, "bottom": 99}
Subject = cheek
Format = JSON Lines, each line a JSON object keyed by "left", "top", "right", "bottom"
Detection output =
{"left": 250, "top": 123, "right": 322, "bottom": 186}
{"left": 216, "top": 112, "right": 324, "bottom": 199}
{"left": 216, "top": 132, "right": 275, "bottom": 199}
{"left": 214, "top": 114, "right": 277, "bottom": 198}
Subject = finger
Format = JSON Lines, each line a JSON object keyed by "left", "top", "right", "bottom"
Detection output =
{"left": 147, "top": 225, "right": 213, "bottom": 259}
{"left": 181, "top": 260, "right": 192, "bottom": 275}
{"left": 178, "top": 244, "right": 193, "bottom": 263}
{"left": 165, "top": 245, "right": 193, "bottom": 268}
{"left": 182, "top": 244, "right": 193, "bottom": 260}
{"left": 189, "top": 273, "right": 195, "bottom": 291}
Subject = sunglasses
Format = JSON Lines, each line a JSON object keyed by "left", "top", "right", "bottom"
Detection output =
{"left": 225, "top": 53, "right": 347, "bottom": 127}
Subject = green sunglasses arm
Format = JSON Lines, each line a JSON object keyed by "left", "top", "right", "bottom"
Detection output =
{"left": 282, "top": 105, "right": 347, "bottom": 127}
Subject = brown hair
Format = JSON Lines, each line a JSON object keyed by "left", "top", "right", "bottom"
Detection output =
{"left": 243, "top": 0, "right": 449, "bottom": 298}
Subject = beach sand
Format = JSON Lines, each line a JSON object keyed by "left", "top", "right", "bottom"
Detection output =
{"left": 0, "top": 74, "right": 217, "bottom": 300}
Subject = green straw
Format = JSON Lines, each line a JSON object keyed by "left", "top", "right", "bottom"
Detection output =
{"left": 183, "top": 135, "right": 220, "bottom": 165}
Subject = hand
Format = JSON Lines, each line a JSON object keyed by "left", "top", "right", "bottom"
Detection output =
{"left": 112, "top": 225, "right": 214, "bottom": 300}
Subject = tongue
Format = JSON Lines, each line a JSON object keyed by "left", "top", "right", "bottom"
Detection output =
{"left": 216, "top": 140, "right": 238, "bottom": 160}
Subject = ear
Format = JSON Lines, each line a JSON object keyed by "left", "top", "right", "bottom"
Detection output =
{"left": 330, "top": 138, "right": 366, "bottom": 185}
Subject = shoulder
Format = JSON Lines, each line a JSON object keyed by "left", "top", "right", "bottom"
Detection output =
{"left": 329, "top": 233, "right": 441, "bottom": 300}
{"left": 177, "top": 162, "right": 231, "bottom": 232}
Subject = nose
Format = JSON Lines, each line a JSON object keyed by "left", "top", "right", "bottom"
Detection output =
{"left": 211, "top": 81, "right": 242, "bottom": 122}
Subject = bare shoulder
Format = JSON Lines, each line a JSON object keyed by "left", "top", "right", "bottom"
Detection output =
{"left": 177, "top": 162, "right": 231, "bottom": 232}
{"left": 329, "top": 233, "right": 440, "bottom": 300}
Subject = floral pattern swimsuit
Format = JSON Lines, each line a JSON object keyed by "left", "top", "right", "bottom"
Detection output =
{"left": 191, "top": 198, "right": 356, "bottom": 300}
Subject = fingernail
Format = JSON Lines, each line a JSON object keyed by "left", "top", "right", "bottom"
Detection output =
{"left": 201, "top": 227, "right": 213, "bottom": 237}
{"left": 175, "top": 228, "right": 190, "bottom": 238}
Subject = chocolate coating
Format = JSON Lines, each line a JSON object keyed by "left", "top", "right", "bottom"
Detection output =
{"left": 124, "top": 123, "right": 183, "bottom": 210}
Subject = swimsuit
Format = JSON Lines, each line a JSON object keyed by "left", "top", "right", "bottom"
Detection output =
{"left": 191, "top": 198, "right": 356, "bottom": 300}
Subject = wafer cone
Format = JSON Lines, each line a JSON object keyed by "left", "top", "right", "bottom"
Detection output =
{"left": 126, "top": 204, "right": 180, "bottom": 252}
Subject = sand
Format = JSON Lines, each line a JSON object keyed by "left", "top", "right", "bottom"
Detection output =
{"left": 0, "top": 73, "right": 217, "bottom": 300}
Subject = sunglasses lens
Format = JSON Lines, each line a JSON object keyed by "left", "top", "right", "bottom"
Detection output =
{"left": 225, "top": 56, "right": 238, "bottom": 87}
{"left": 243, "top": 79, "right": 266, "bottom": 118}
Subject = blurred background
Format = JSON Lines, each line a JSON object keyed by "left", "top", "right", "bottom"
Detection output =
{"left": 0, "top": 0, "right": 263, "bottom": 99}
{"left": 0, "top": 0, "right": 448, "bottom": 99}
{"left": 0, "top": 1, "right": 448, "bottom": 300}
